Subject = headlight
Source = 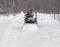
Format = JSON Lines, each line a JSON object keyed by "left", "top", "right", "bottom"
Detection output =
{"left": 33, "top": 16, "right": 36, "bottom": 18}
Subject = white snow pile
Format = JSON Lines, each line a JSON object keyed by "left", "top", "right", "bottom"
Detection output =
{"left": 23, "top": 24, "right": 38, "bottom": 32}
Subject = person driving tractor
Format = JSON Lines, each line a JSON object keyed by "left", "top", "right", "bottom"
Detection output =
{"left": 25, "top": 9, "right": 37, "bottom": 24}
{"left": 26, "top": 9, "right": 33, "bottom": 18}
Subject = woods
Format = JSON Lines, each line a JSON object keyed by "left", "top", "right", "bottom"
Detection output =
{"left": 0, "top": 0, "right": 60, "bottom": 13}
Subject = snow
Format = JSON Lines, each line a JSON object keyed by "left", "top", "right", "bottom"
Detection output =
{"left": 23, "top": 24, "right": 38, "bottom": 32}
{"left": 0, "top": 12, "right": 60, "bottom": 47}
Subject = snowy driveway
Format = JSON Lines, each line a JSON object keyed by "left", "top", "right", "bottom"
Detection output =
{"left": 0, "top": 13, "right": 60, "bottom": 47}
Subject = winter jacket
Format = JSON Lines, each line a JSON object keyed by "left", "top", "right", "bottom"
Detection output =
{"left": 26, "top": 11, "right": 31, "bottom": 16}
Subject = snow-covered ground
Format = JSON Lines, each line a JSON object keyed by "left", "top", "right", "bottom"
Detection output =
{"left": 0, "top": 12, "right": 60, "bottom": 47}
